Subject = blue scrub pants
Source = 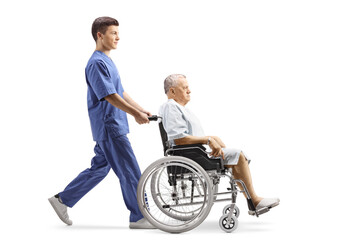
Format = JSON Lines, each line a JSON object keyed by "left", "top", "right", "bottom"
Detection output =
{"left": 58, "top": 135, "right": 143, "bottom": 222}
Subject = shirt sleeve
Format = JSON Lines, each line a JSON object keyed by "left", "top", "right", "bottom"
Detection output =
{"left": 161, "top": 103, "right": 189, "bottom": 142}
{"left": 87, "top": 60, "right": 117, "bottom": 101}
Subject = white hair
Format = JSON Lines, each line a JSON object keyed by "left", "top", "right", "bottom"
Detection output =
{"left": 164, "top": 74, "right": 186, "bottom": 94}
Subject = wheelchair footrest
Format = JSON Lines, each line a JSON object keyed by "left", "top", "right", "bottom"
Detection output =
{"left": 248, "top": 207, "right": 269, "bottom": 216}
{"left": 248, "top": 202, "right": 279, "bottom": 217}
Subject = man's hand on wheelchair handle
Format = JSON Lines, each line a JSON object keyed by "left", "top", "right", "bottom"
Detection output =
{"left": 134, "top": 111, "right": 150, "bottom": 124}
{"left": 141, "top": 109, "right": 152, "bottom": 117}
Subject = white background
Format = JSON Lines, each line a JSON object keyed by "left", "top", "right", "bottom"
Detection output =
{"left": 1, "top": 0, "right": 359, "bottom": 239}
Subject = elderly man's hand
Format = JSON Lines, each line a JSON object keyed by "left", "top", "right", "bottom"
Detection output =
{"left": 209, "top": 138, "right": 225, "bottom": 159}
{"left": 211, "top": 136, "right": 226, "bottom": 148}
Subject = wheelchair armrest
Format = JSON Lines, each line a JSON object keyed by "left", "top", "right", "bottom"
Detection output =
{"left": 172, "top": 144, "right": 206, "bottom": 151}
{"left": 166, "top": 144, "right": 225, "bottom": 172}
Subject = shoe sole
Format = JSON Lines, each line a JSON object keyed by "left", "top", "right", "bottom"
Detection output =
{"left": 129, "top": 226, "right": 156, "bottom": 229}
{"left": 249, "top": 202, "right": 280, "bottom": 216}
{"left": 129, "top": 223, "right": 156, "bottom": 229}
{"left": 48, "top": 198, "right": 72, "bottom": 225}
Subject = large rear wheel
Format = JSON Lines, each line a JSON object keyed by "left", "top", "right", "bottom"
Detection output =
{"left": 137, "top": 156, "right": 213, "bottom": 233}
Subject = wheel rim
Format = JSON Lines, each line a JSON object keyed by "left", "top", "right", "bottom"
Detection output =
{"left": 150, "top": 168, "right": 202, "bottom": 221}
{"left": 224, "top": 206, "right": 239, "bottom": 217}
{"left": 221, "top": 216, "right": 236, "bottom": 230}
{"left": 138, "top": 157, "right": 213, "bottom": 233}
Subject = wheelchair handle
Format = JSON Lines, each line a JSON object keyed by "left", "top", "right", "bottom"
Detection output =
{"left": 148, "top": 115, "right": 162, "bottom": 121}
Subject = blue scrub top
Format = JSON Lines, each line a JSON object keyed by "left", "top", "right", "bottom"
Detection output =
{"left": 85, "top": 50, "right": 129, "bottom": 141}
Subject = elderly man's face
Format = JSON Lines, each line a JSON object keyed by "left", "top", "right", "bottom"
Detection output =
{"left": 172, "top": 77, "right": 191, "bottom": 106}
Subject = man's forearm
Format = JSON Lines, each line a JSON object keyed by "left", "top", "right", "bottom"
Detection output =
{"left": 174, "top": 136, "right": 208, "bottom": 146}
{"left": 123, "top": 91, "right": 144, "bottom": 112}
{"left": 104, "top": 93, "right": 140, "bottom": 117}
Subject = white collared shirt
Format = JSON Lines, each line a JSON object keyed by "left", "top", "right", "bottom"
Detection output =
{"left": 159, "top": 99, "right": 205, "bottom": 146}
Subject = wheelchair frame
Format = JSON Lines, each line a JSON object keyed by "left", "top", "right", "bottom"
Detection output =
{"left": 137, "top": 116, "right": 267, "bottom": 233}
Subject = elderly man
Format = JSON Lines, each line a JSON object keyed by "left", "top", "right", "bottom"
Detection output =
{"left": 159, "top": 74, "right": 279, "bottom": 212}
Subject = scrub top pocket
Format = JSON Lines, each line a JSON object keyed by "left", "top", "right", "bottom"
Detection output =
{"left": 104, "top": 111, "right": 129, "bottom": 139}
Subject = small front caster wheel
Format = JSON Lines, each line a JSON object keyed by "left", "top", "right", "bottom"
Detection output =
{"left": 219, "top": 214, "right": 238, "bottom": 233}
{"left": 222, "top": 204, "right": 240, "bottom": 218}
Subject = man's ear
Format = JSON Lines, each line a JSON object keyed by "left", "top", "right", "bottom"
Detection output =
{"left": 97, "top": 32, "right": 102, "bottom": 41}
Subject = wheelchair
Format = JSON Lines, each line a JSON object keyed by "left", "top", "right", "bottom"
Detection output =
{"left": 137, "top": 116, "right": 271, "bottom": 233}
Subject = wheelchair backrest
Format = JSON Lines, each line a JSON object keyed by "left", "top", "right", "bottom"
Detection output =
{"left": 159, "top": 121, "right": 170, "bottom": 155}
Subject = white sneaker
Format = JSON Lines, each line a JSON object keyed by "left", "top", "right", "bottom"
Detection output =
{"left": 48, "top": 195, "right": 72, "bottom": 225}
{"left": 256, "top": 198, "right": 280, "bottom": 211}
{"left": 129, "top": 218, "right": 156, "bottom": 229}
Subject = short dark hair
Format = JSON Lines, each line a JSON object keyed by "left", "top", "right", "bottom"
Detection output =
{"left": 91, "top": 16, "right": 119, "bottom": 42}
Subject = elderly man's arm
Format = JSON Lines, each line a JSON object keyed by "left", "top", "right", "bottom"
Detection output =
{"left": 174, "top": 135, "right": 207, "bottom": 145}
{"left": 174, "top": 136, "right": 225, "bottom": 158}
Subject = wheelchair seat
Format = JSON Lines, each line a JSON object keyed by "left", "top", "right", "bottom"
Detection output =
{"left": 158, "top": 121, "right": 224, "bottom": 172}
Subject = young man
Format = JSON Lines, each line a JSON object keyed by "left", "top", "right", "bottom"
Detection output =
{"left": 48, "top": 16, "right": 155, "bottom": 229}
